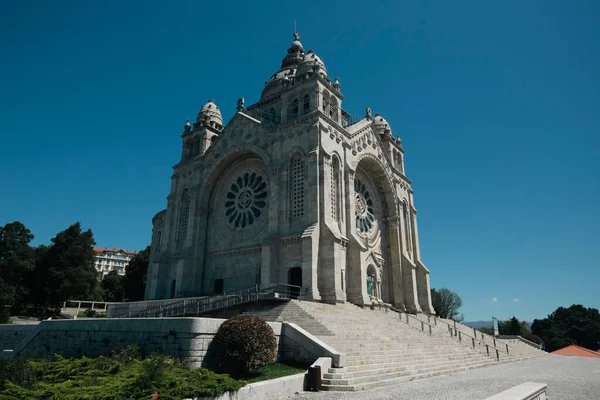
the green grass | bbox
[245,362,307,383]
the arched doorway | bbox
[214,279,224,294]
[347,158,399,306]
[288,267,302,299]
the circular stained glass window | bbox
[354,178,375,233]
[225,172,268,228]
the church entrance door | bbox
[214,279,224,294]
[288,267,302,299]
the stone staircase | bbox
[243,301,336,336]
[244,300,546,391]
[424,316,546,359]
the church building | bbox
[145,33,434,313]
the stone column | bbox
[300,150,321,301]
[402,261,422,313]
[385,216,405,310]
[265,163,281,285]
[416,264,435,314]
[411,207,434,313]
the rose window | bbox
[225,172,268,228]
[354,178,375,233]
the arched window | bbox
[192,137,200,157]
[176,189,190,249]
[402,202,412,254]
[331,157,341,223]
[291,98,299,119]
[302,94,310,114]
[329,97,339,121]
[183,140,192,161]
[322,91,330,113]
[291,154,305,219]
[155,231,162,251]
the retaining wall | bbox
[0,317,335,370]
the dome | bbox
[261,33,307,99]
[196,99,223,126]
[296,50,327,77]
[373,113,392,136]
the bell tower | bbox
[180,99,223,162]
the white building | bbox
[144,32,434,314]
[93,247,137,279]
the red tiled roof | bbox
[551,345,600,358]
[93,247,137,256]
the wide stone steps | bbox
[243,302,335,336]
[241,300,544,391]
[342,346,465,358]
[345,351,486,366]
[322,357,494,387]
[322,360,496,391]
[328,353,491,379]
[332,353,489,373]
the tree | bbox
[478,327,495,336]
[0,222,35,310]
[124,246,150,301]
[532,304,600,352]
[508,316,522,335]
[498,316,530,335]
[33,223,98,309]
[101,270,125,302]
[431,288,464,321]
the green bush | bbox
[0,352,245,399]
[212,315,277,377]
[0,308,10,324]
[0,356,35,391]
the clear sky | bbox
[1,1,598,321]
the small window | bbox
[303,94,310,113]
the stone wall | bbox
[0,324,36,353]
[0,318,333,369]
[1,318,281,368]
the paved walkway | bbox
[288,355,600,400]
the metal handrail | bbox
[390,308,508,361]
[139,285,259,318]
[117,282,302,319]
[429,316,518,354]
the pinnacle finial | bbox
[293,31,301,41]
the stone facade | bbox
[145,33,434,313]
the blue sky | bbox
[1,1,598,321]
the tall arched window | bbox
[290,98,299,119]
[302,94,310,114]
[155,231,162,251]
[192,137,200,157]
[402,202,412,254]
[329,97,338,121]
[291,154,305,219]
[176,189,190,249]
[331,157,341,224]
[322,91,330,114]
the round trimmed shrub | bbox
[212,315,277,376]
